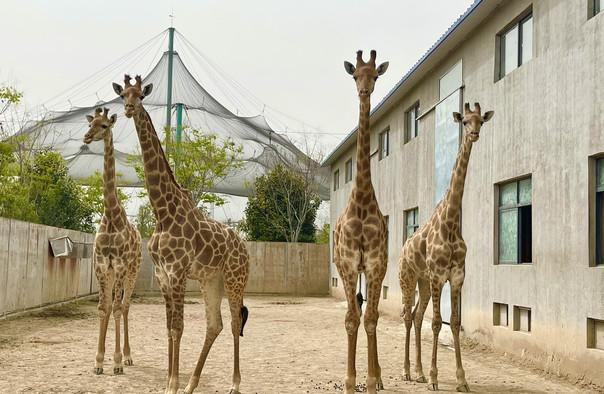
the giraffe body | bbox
[113,76,249,394]
[333,50,389,394]
[398,103,494,392]
[83,108,142,375]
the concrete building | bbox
[322,0,604,385]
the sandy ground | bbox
[0,295,602,394]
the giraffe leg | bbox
[184,274,224,394]
[167,277,186,394]
[112,272,126,375]
[94,261,114,375]
[399,260,417,382]
[226,285,246,394]
[428,278,446,391]
[451,276,469,392]
[154,265,174,393]
[364,272,383,394]
[122,264,138,367]
[413,278,431,383]
[342,273,361,394]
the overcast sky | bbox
[1,0,476,155]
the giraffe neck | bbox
[102,132,125,218]
[442,133,474,220]
[133,107,190,216]
[352,95,374,198]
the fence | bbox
[0,217,330,317]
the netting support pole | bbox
[175,103,183,169]
[165,26,175,159]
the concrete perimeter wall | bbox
[135,241,330,296]
[0,217,96,317]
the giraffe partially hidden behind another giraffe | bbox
[333,50,389,394]
[398,102,494,392]
[83,107,142,375]
[113,75,249,394]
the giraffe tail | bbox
[240,306,249,337]
[356,292,364,316]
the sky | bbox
[0,0,476,223]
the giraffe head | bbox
[83,107,117,144]
[344,50,389,99]
[112,75,153,118]
[453,102,494,143]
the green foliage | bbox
[315,222,330,244]
[134,202,156,238]
[78,171,130,224]
[0,142,37,222]
[242,164,321,243]
[0,84,22,115]
[26,150,95,232]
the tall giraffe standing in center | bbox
[83,107,142,376]
[113,75,250,394]
[398,102,494,392]
[333,50,389,394]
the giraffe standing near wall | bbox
[83,107,142,375]
[113,75,249,394]
[398,102,494,392]
[333,50,389,394]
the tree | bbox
[26,149,95,232]
[242,164,321,243]
[315,222,330,244]
[134,202,155,238]
[79,171,130,225]
[0,84,22,116]
[0,142,37,222]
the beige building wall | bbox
[325,0,604,385]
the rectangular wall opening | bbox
[493,302,509,326]
[514,306,531,332]
[587,318,604,350]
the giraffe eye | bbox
[102,125,108,129]
[140,96,145,100]
[374,77,378,81]
[463,121,467,126]
[120,95,124,99]
[480,122,484,126]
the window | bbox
[587,318,604,350]
[498,178,532,264]
[379,128,390,160]
[498,13,533,79]
[404,208,419,243]
[493,303,509,327]
[332,278,338,287]
[513,306,531,332]
[333,170,340,191]
[345,159,353,183]
[382,286,388,300]
[405,104,420,142]
[595,158,604,265]
[589,0,601,17]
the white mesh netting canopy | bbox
[15,28,329,199]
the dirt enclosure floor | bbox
[0,295,602,394]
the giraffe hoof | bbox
[376,381,384,390]
[113,366,124,375]
[428,382,439,391]
[124,357,133,366]
[456,383,470,392]
[403,373,412,381]
[228,390,241,394]
[416,376,427,383]
[93,367,103,375]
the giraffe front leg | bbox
[451,279,469,392]
[399,261,416,383]
[112,274,126,375]
[428,279,445,391]
[343,277,360,394]
[122,275,136,367]
[94,262,114,375]
[413,278,431,383]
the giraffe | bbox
[83,107,142,375]
[333,50,389,394]
[113,75,250,394]
[398,102,494,392]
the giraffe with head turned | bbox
[398,102,494,392]
[83,107,142,375]
[113,75,249,394]
[333,50,389,394]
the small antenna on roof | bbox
[169,8,175,27]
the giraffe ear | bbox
[143,84,153,97]
[376,62,389,76]
[453,112,463,123]
[109,114,117,124]
[483,110,494,122]
[113,83,123,96]
[344,61,355,75]
[85,115,94,123]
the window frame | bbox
[589,0,601,18]
[497,10,533,80]
[379,127,390,160]
[333,169,340,191]
[404,208,419,243]
[497,177,532,265]
[592,157,604,266]
[405,103,420,143]
[344,158,353,183]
